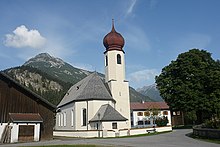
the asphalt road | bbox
[1,129,219,147]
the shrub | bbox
[155,116,168,127]
[203,119,220,129]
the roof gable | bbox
[90,104,127,122]
[58,72,114,107]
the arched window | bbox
[82,109,86,126]
[105,56,108,66]
[117,54,121,64]
[71,110,74,127]
[63,112,66,127]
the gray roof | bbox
[90,104,127,122]
[58,72,115,107]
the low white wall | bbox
[54,126,172,138]
[54,130,100,138]
[0,123,8,141]
[156,126,172,132]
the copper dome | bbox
[103,20,125,51]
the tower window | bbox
[105,56,108,66]
[82,108,86,126]
[117,54,121,64]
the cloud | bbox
[128,69,160,88]
[126,0,137,15]
[4,25,46,49]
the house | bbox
[54,21,131,137]
[0,72,56,143]
[130,102,172,128]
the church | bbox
[54,21,131,136]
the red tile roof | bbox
[9,113,43,123]
[130,102,169,110]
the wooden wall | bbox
[0,74,55,140]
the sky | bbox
[0,0,220,89]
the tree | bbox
[155,49,220,124]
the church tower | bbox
[103,20,131,128]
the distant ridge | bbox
[4,53,153,105]
[137,83,164,102]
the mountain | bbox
[137,84,164,102]
[4,53,152,105]
[23,53,90,85]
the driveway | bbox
[1,129,219,147]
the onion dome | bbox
[103,19,125,51]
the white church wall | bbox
[55,102,75,130]
[105,50,131,129]
[87,100,114,121]
[75,101,87,130]
[110,80,131,129]
[105,51,126,82]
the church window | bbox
[63,112,66,127]
[71,110,74,127]
[60,113,63,126]
[117,54,121,64]
[58,114,61,126]
[82,108,87,126]
[112,122,117,129]
[105,56,108,66]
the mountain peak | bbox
[24,53,65,68]
[137,83,164,102]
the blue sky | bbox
[0,0,220,89]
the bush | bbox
[203,119,220,129]
[155,116,168,127]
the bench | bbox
[146,128,156,134]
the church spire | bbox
[111,19,116,32]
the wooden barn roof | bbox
[9,113,43,123]
[0,72,57,111]
[130,102,169,110]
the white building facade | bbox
[130,102,172,128]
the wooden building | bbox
[0,72,56,143]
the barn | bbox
[0,72,56,143]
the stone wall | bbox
[193,126,220,139]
